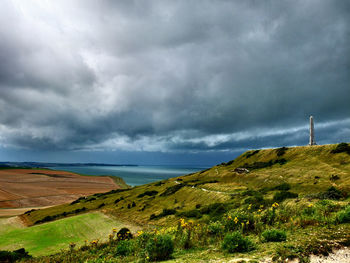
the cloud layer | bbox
[0,0,349,157]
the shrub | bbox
[115,240,134,256]
[224,212,255,232]
[330,174,340,181]
[117,228,133,241]
[262,229,287,242]
[318,186,343,200]
[0,248,31,262]
[302,206,316,216]
[331,142,350,155]
[273,183,291,191]
[200,202,227,219]
[207,221,224,237]
[154,181,165,186]
[137,232,154,249]
[337,206,350,223]
[150,214,157,220]
[137,190,158,198]
[179,209,202,219]
[242,158,287,170]
[150,208,177,220]
[222,232,255,253]
[160,184,185,196]
[276,147,288,157]
[273,191,298,202]
[146,234,174,261]
[114,197,123,204]
[244,192,267,209]
[246,150,260,158]
[316,200,340,221]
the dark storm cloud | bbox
[0,0,349,154]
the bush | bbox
[117,228,133,241]
[331,142,350,155]
[160,184,185,196]
[262,229,287,242]
[273,191,298,202]
[0,248,31,262]
[179,209,202,219]
[137,190,158,198]
[224,212,255,232]
[200,202,227,219]
[146,234,174,261]
[273,183,291,191]
[318,186,343,200]
[150,208,177,220]
[302,206,316,216]
[276,147,288,157]
[222,232,255,253]
[337,206,350,223]
[242,158,287,170]
[115,240,134,256]
[207,221,224,237]
[246,150,260,158]
[244,192,267,209]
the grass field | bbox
[2,143,349,262]
[0,212,138,256]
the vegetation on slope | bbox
[1,143,349,262]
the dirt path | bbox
[174,180,228,195]
[310,248,350,263]
[0,206,53,217]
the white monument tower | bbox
[309,116,316,146]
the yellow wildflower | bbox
[234,217,239,224]
[272,202,279,208]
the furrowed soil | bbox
[0,169,120,217]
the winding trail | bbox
[174,180,229,195]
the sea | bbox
[48,165,208,186]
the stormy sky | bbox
[0,0,349,165]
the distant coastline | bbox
[0,162,138,169]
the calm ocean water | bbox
[49,165,207,186]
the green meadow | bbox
[0,212,136,256]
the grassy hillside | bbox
[22,143,350,228]
[2,143,349,262]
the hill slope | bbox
[1,143,349,262]
[22,143,350,227]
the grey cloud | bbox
[0,0,349,155]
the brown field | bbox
[0,169,120,216]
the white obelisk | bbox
[309,116,316,146]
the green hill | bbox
[1,143,350,262]
[22,143,350,227]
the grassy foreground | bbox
[0,212,138,256]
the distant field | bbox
[0,212,138,256]
[0,169,121,216]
